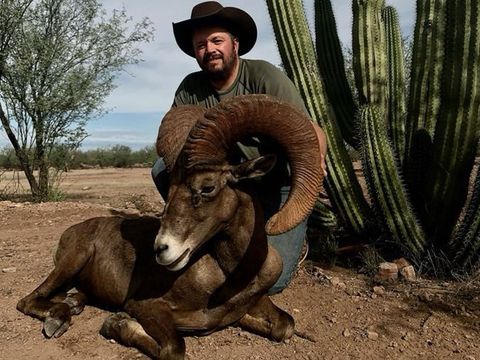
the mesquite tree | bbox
[0,0,154,200]
[266,0,480,273]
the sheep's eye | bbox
[202,186,215,194]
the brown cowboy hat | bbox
[173,1,257,57]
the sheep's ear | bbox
[232,154,277,180]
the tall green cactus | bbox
[266,0,480,272]
[266,0,373,234]
[405,0,446,162]
[352,0,388,117]
[315,0,358,148]
[424,0,480,244]
[383,6,407,164]
[450,167,480,269]
[361,106,425,255]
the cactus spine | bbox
[424,0,480,244]
[266,0,372,234]
[383,6,407,164]
[361,106,425,255]
[315,0,358,148]
[352,0,389,117]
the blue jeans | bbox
[152,158,307,295]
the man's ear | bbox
[232,154,277,181]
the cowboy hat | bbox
[173,1,257,57]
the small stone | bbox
[2,267,17,273]
[343,329,351,337]
[375,262,398,282]
[367,331,379,340]
[399,265,416,281]
[373,286,385,295]
[82,186,91,190]
[393,258,411,269]
[109,339,116,344]
[330,277,341,286]
[465,356,476,360]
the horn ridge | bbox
[184,94,324,235]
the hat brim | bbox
[173,7,257,57]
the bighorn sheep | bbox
[17,94,324,360]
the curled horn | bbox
[183,94,324,235]
[156,105,206,171]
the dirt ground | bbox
[0,168,479,360]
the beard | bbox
[198,47,238,83]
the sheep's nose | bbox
[155,244,168,255]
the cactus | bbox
[308,201,338,229]
[450,167,480,269]
[315,0,358,148]
[352,0,389,117]
[360,106,425,255]
[423,0,480,244]
[266,0,373,234]
[266,0,480,273]
[383,6,407,164]
[404,0,446,162]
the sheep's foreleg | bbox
[16,245,93,338]
[236,295,295,342]
[100,300,185,360]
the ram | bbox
[17,94,324,360]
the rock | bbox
[374,262,398,282]
[399,265,416,281]
[373,286,385,295]
[82,186,91,190]
[393,258,411,269]
[2,267,17,273]
[342,329,351,337]
[367,331,379,340]
[465,356,476,360]
[330,277,341,286]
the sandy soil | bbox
[0,168,479,360]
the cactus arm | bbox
[450,167,480,269]
[361,106,425,256]
[315,0,358,148]
[383,6,407,164]
[405,0,446,162]
[266,0,373,234]
[352,0,389,117]
[424,0,480,244]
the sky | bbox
[0,0,416,150]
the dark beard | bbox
[201,49,238,83]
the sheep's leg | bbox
[17,245,93,338]
[100,300,185,360]
[236,295,295,342]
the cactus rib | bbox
[361,106,425,255]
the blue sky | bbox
[0,0,416,150]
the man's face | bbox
[192,26,239,80]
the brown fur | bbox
[18,95,324,359]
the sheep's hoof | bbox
[43,303,71,338]
[99,312,134,340]
[62,294,85,316]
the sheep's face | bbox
[154,155,276,271]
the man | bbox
[153,1,327,294]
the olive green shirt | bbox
[172,58,309,186]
